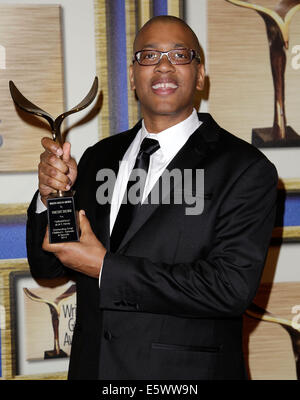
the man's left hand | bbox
[42,210,106,279]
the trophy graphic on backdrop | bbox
[9,77,98,243]
[226,0,300,147]
[246,302,300,379]
[24,284,76,359]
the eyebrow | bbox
[141,43,188,49]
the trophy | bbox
[9,77,98,243]
[226,0,300,147]
[23,284,76,359]
[246,302,300,379]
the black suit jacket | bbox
[26,113,278,380]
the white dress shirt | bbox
[36,108,201,285]
[109,108,201,233]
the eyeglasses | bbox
[133,48,201,66]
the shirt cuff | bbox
[36,192,47,213]
[99,255,107,287]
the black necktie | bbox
[110,138,160,252]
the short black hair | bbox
[133,15,201,54]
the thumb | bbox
[79,210,92,237]
[62,142,71,163]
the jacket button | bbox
[104,330,112,341]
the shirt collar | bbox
[140,109,201,161]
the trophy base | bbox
[44,349,68,359]
[47,191,79,243]
[252,126,300,148]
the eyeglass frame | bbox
[132,48,201,66]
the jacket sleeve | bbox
[99,157,278,318]
[26,191,67,279]
[26,146,92,280]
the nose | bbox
[154,54,175,72]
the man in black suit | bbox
[27,16,278,379]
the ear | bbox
[196,63,205,91]
[129,64,136,91]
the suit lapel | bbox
[116,113,222,252]
[95,121,142,249]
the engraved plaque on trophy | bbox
[226,0,300,147]
[9,77,98,243]
[23,284,76,359]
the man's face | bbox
[130,20,205,123]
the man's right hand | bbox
[38,137,78,206]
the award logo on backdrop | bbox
[226,0,300,147]
[208,0,300,379]
[23,284,76,360]
[242,282,300,379]
[7,269,76,377]
[246,301,300,379]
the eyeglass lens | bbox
[137,49,193,65]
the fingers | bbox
[41,137,63,157]
[39,164,72,192]
[40,137,70,173]
[40,153,70,174]
[39,154,71,194]
[39,138,75,197]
